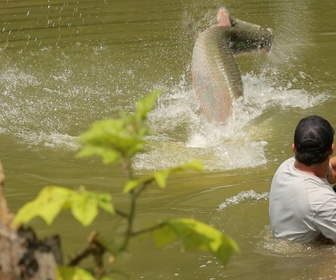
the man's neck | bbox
[294,159,330,178]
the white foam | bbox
[217,190,269,211]
[0,58,330,168]
[242,71,328,110]
[15,130,79,151]
[134,70,329,171]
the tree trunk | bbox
[0,162,62,280]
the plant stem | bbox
[120,189,137,251]
[121,155,133,180]
[115,209,128,219]
[118,156,151,251]
[132,222,166,237]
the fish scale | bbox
[192,26,243,123]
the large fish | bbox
[191,7,273,123]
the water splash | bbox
[0,52,329,170]
[256,225,336,258]
[217,190,269,211]
[133,69,329,171]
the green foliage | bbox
[123,161,204,193]
[56,266,96,280]
[13,186,114,227]
[14,91,239,279]
[77,90,162,164]
[152,218,239,265]
[57,266,113,280]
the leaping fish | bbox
[191,7,273,123]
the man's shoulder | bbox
[280,157,295,167]
[272,157,295,180]
[275,157,295,172]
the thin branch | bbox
[115,209,128,219]
[120,155,133,180]
[117,156,157,251]
[131,222,167,237]
[134,181,151,199]
[68,231,106,278]
[119,190,137,251]
[67,247,91,266]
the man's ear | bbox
[291,144,296,153]
[330,143,334,155]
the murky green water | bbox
[1,0,336,279]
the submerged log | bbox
[0,162,62,280]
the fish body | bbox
[191,7,273,123]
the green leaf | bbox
[153,161,204,189]
[13,186,72,226]
[99,277,113,280]
[135,90,162,121]
[77,118,145,163]
[77,90,162,164]
[123,179,142,194]
[69,188,115,226]
[177,160,204,172]
[71,192,98,226]
[152,218,239,266]
[153,170,170,188]
[97,193,115,215]
[56,266,95,280]
[151,222,177,248]
[12,186,115,227]
[123,160,204,193]
[77,146,120,165]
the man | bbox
[269,115,336,243]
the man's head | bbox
[293,115,335,166]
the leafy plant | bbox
[13,90,239,279]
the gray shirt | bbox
[269,157,336,243]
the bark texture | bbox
[0,162,62,280]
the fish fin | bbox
[216,7,231,27]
